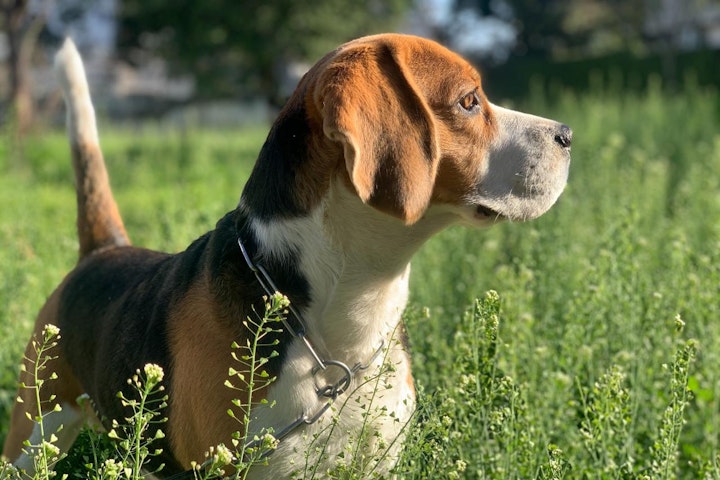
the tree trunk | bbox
[2,0,44,136]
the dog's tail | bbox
[55,38,130,258]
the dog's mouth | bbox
[475,204,505,220]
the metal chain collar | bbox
[236,237,385,453]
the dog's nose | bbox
[554,124,573,148]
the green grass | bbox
[1,80,720,478]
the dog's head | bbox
[306,34,571,225]
[244,34,570,227]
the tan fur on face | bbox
[278,34,509,225]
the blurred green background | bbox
[2,0,719,131]
[2,1,720,478]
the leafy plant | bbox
[649,339,698,479]
[222,292,287,478]
[103,363,168,480]
[17,324,67,480]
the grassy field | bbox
[1,79,719,478]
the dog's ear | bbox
[317,42,439,225]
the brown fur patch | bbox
[166,280,269,467]
[313,39,439,224]
[286,34,501,224]
[431,97,498,205]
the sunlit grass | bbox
[1,82,719,478]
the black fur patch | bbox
[240,99,312,220]
[59,248,182,471]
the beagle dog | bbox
[3,34,571,478]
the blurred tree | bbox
[118,0,411,106]
[504,0,570,57]
[449,0,648,60]
[440,0,515,64]
[558,0,646,58]
[1,0,46,135]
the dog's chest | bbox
[241,209,419,477]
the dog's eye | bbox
[459,92,481,113]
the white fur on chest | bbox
[240,241,412,472]
[244,226,415,476]
[247,332,415,479]
[245,269,415,479]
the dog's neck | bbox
[239,179,456,363]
